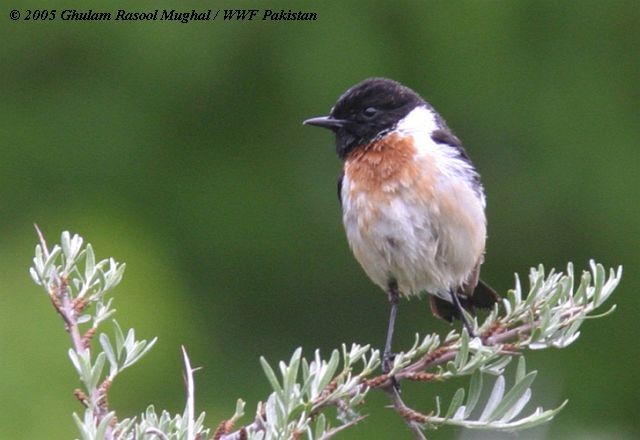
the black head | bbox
[304,78,425,159]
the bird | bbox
[303,78,500,372]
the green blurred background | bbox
[2,0,638,438]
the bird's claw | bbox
[382,351,395,374]
[382,352,401,392]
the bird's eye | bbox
[362,107,377,118]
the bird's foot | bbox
[382,351,395,374]
[460,314,477,339]
[382,351,401,392]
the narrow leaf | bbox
[85,244,95,282]
[260,357,283,394]
[486,371,537,422]
[500,388,532,422]
[515,357,526,383]
[445,388,465,419]
[465,371,483,418]
[479,376,505,421]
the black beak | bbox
[303,115,348,130]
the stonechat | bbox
[304,78,499,371]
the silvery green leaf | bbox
[302,358,310,381]
[364,349,380,373]
[431,399,567,431]
[546,284,564,307]
[574,272,590,304]
[465,370,483,418]
[603,266,622,304]
[43,246,62,277]
[455,329,470,370]
[90,352,107,390]
[68,348,82,375]
[123,337,157,369]
[350,343,370,364]
[77,314,92,324]
[341,343,351,367]
[529,326,542,344]
[114,417,135,439]
[553,330,581,349]
[260,357,283,394]
[482,355,511,375]
[123,328,135,353]
[70,233,83,258]
[478,375,505,422]
[74,349,93,385]
[283,348,302,398]
[72,412,91,440]
[513,276,522,303]
[584,304,617,320]
[314,413,327,438]
[538,305,551,336]
[502,400,568,431]
[96,411,116,438]
[234,398,246,419]
[84,244,95,282]
[92,269,108,299]
[61,231,71,259]
[515,357,526,383]
[348,390,367,407]
[444,388,465,419]
[485,371,536,422]
[94,301,116,325]
[504,291,515,315]
[593,264,619,308]
[591,261,605,306]
[29,267,42,285]
[33,244,44,268]
[524,270,543,308]
[113,320,126,355]
[103,259,125,292]
[500,388,531,422]
[61,232,84,272]
[444,329,458,343]
[453,405,467,421]
[319,350,340,391]
[100,334,117,369]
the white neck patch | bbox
[395,105,484,206]
[395,105,441,136]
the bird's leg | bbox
[449,289,476,338]
[382,280,400,375]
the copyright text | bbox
[9,8,318,23]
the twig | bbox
[317,415,368,440]
[385,386,428,440]
[182,346,196,440]
[31,231,620,440]
[35,227,115,439]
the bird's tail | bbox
[470,279,501,308]
[429,279,500,323]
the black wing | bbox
[431,128,470,161]
[431,128,483,196]
[337,170,344,207]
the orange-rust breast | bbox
[344,133,434,200]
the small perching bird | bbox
[304,78,500,371]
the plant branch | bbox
[385,386,428,440]
[30,230,622,440]
[215,261,621,439]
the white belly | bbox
[341,173,486,300]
